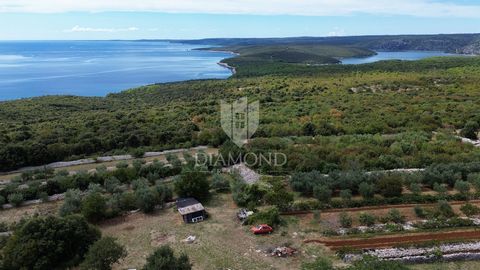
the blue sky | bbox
[1,0,480,40]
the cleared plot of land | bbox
[99,194,330,270]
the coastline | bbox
[217,61,237,75]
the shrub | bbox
[104,177,122,194]
[301,257,334,270]
[2,215,100,270]
[358,182,375,199]
[313,185,332,203]
[245,207,282,227]
[435,200,456,218]
[7,193,24,207]
[211,173,230,192]
[358,212,376,226]
[339,212,352,228]
[79,237,127,270]
[38,191,49,202]
[347,255,410,270]
[414,206,426,218]
[0,195,5,206]
[386,209,405,224]
[119,191,137,211]
[174,168,211,202]
[340,189,352,201]
[409,183,422,195]
[81,192,107,223]
[143,245,191,270]
[376,175,403,198]
[135,187,158,213]
[454,180,471,196]
[460,203,480,217]
[59,189,83,216]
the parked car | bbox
[237,208,254,221]
[250,224,273,235]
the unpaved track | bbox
[306,229,480,250]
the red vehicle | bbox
[250,224,273,235]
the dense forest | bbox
[1,45,480,172]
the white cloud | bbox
[1,0,480,18]
[64,25,139,32]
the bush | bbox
[414,206,426,218]
[435,200,456,218]
[358,212,376,226]
[409,183,422,195]
[79,237,127,270]
[460,203,480,217]
[301,257,334,270]
[386,209,405,224]
[174,168,211,202]
[339,212,352,228]
[454,180,471,196]
[81,192,107,223]
[346,255,410,270]
[245,207,282,227]
[376,175,403,198]
[135,187,158,213]
[313,185,332,203]
[104,177,122,194]
[7,193,24,207]
[0,195,5,206]
[38,191,49,202]
[2,215,100,270]
[340,189,352,201]
[142,245,191,270]
[211,173,230,192]
[358,182,375,199]
[59,189,83,216]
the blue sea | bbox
[0,41,233,101]
[340,51,457,65]
[0,41,460,101]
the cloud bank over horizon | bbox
[2,0,480,18]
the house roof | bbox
[176,198,205,215]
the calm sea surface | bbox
[0,42,461,101]
[0,41,233,101]
[341,51,458,64]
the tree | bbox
[358,182,375,199]
[81,192,107,222]
[80,237,127,270]
[433,182,448,197]
[135,187,158,213]
[313,185,332,203]
[264,188,294,211]
[376,175,403,198]
[142,245,191,270]
[60,189,83,216]
[461,120,479,140]
[409,182,422,195]
[174,168,211,202]
[339,212,352,228]
[340,189,352,202]
[454,180,470,196]
[104,176,122,194]
[359,212,376,226]
[2,215,100,270]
